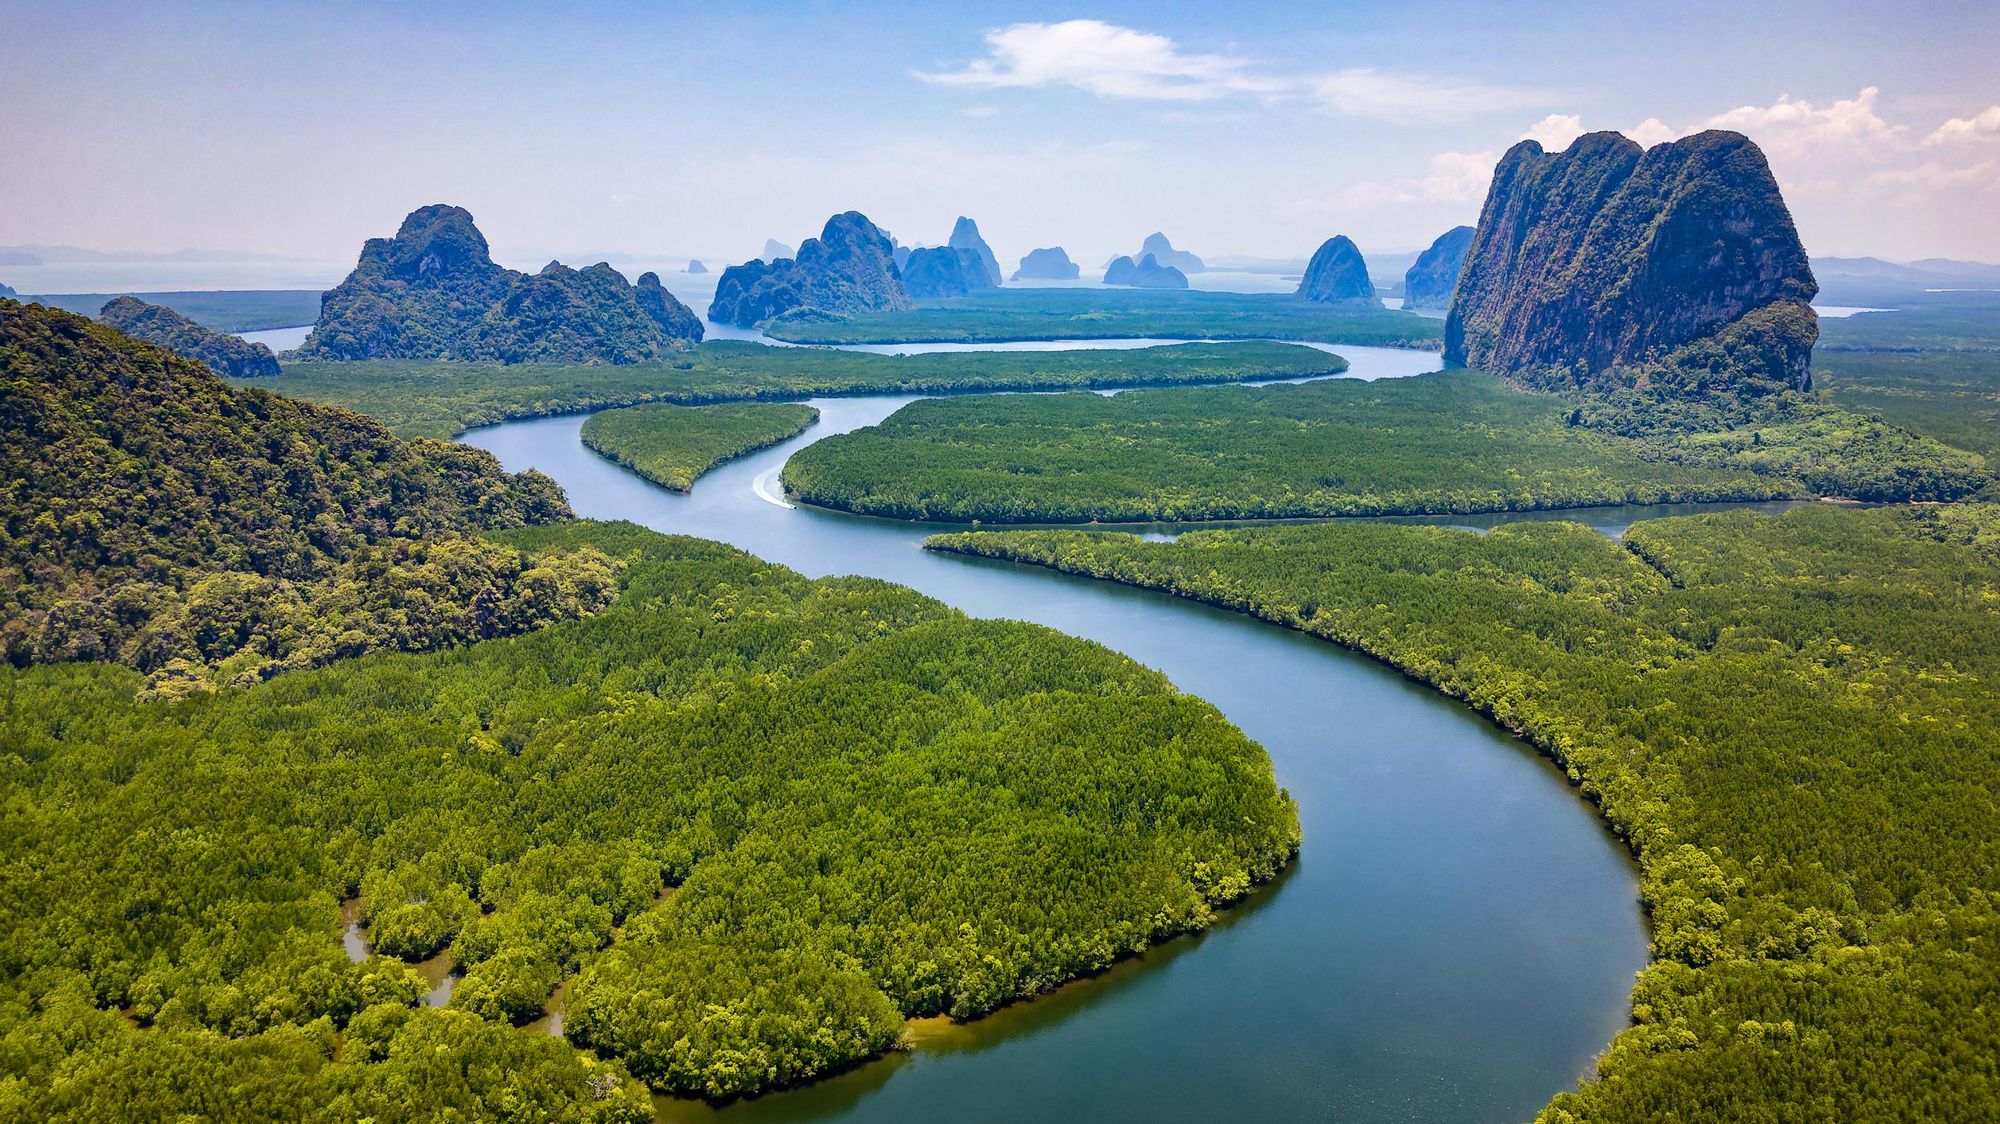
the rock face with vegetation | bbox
[96,294,281,377]
[1402,225,1474,310]
[1445,131,1818,403]
[1012,246,1079,280]
[1104,253,1189,289]
[948,216,1003,286]
[1139,232,1204,273]
[0,300,577,691]
[901,246,997,298]
[1295,236,1381,306]
[294,205,701,363]
[708,211,912,327]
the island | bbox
[708,211,910,328]
[1295,235,1382,306]
[580,401,819,490]
[1401,225,1473,310]
[1011,246,1080,281]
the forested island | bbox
[926,505,2000,1122]
[266,340,1347,439]
[581,401,819,491]
[0,299,1301,1115]
[781,367,1982,522]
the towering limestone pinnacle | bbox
[686,259,708,274]
[901,246,997,298]
[948,216,1003,286]
[294,204,700,363]
[1139,232,1204,273]
[708,211,911,327]
[1402,226,1475,311]
[634,272,706,343]
[1295,236,1382,306]
[1012,246,1079,281]
[96,294,281,377]
[1446,130,1818,398]
[761,238,794,262]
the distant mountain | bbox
[948,217,1003,287]
[294,205,702,363]
[1105,253,1189,289]
[761,239,795,263]
[1402,227,1475,311]
[97,295,281,377]
[1012,247,1079,281]
[1810,255,2000,302]
[902,246,997,298]
[1295,236,1381,306]
[709,212,911,327]
[687,259,708,274]
[1448,130,1816,400]
[0,281,14,298]
[1138,233,1204,273]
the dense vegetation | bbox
[294,205,702,363]
[929,505,2000,1122]
[782,369,1980,523]
[1818,290,2000,354]
[0,521,1299,1114]
[96,295,280,378]
[267,339,1345,438]
[1818,351,2000,463]
[581,402,819,491]
[0,300,574,692]
[23,289,321,332]
[759,288,1445,347]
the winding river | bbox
[464,342,1655,1123]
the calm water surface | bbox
[465,342,1656,1123]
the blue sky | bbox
[4,0,1997,275]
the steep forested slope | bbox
[0,299,578,689]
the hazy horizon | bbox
[4,1,1997,283]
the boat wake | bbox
[752,466,795,509]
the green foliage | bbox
[758,288,1445,347]
[0,300,574,685]
[931,505,2000,1122]
[96,295,280,378]
[22,289,321,333]
[782,369,1799,522]
[581,402,818,491]
[267,339,1346,439]
[0,522,1299,1109]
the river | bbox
[464,342,1653,1123]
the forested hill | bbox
[0,299,579,689]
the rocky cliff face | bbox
[1295,236,1381,306]
[902,246,997,298]
[1012,247,1079,281]
[1104,253,1189,289]
[1139,233,1204,273]
[1402,226,1474,311]
[97,295,281,377]
[708,212,912,328]
[1445,131,1818,397]
[949,217,1003,286]
[294,205,700,363]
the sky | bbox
[3,0,1997,285]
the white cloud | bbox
[1520,113,1585,150]
[962,105,1000,119]
[1285,149,1499,219]
[1628,117,1682,147]
[1311,69,1550,121]
[917,19,1283,102]
[1701,87,1904,161]
[1926,105,2000,146]
[920,20,1544,120]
